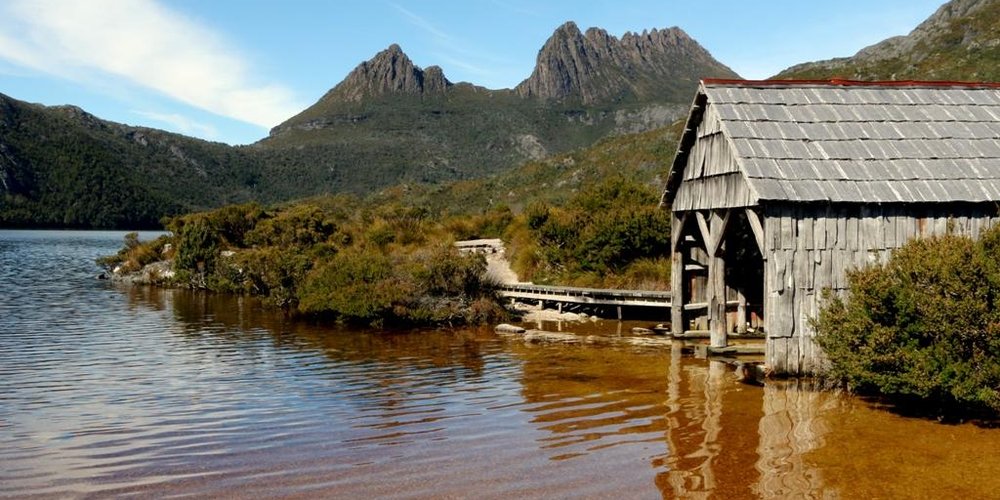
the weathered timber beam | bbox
[695,211,711,251]
[671,212,689,249]
[708,209,730,257]
[745,207,765,255]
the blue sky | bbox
[0,0,946,145]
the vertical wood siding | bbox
[762,203,1000,374]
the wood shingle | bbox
[663,80,1000,207]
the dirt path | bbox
[456,239,520,285]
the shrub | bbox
[510,176,671,286]
[214,248,312,308]
[246,204,334,248]
[173,216,219,283]
[815,227,1000,413]
[97,232,171,273]
[298,250,410,322]
[211,202,265,247]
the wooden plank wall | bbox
[674,102,757,212]
[673,173,756,211]
[763,203,1000,375]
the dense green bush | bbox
[299,250,405,321]
[171,216,220,285]
[815,227,1000,413]
[509,176,671,288]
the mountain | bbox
[1,21,737,228]
[516,22,735,103]
[321,44,451,102]
[777,0,1000,81]
[257,21,737,197]
[0,93,261,228]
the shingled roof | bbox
[662,79,1000,206]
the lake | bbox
[3,229,1000,498]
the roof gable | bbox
[662,80,1000,207]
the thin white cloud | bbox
[132,110,218,139]
[390,3,453,42]
[389,3,516,87]
[434,54,493,79]
[0,0,301,129]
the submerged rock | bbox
[108,260,175,285]
[495,323,527,334]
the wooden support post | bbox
[617,306,622,321]
[709,210,728,348]
[558,302,562,314]
[671,212,686,334]
[737,288,747,334]
[745,207,765,256]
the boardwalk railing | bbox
[496,283,672,308]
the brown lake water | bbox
[3,229,1000,498]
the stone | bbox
[494,323,526,334]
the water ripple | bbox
[7,229,942,499]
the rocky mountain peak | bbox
[325,44,452,102]
[515,21,738,103]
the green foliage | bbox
[96,232,171,273]
[370,122,683,217]
[509,176,671,288]
[815,226,1000,413]
[0,94,263,229]
[219,248,312,308]
[120,196,505,326]
[299,250,405,321]
[211,202,266,247]
[412,247,488,297]
[246,203,334,248]
[172,216,220,280]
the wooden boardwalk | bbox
[495,283,744,316]
[496,283,672,309]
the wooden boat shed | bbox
[661,79,1000,375]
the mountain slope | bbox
[367,121,684,218]
[777,0,1000,81]
[0,94,261,228]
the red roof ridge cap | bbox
[701,78,1000,89]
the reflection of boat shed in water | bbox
[661,79,1000,375]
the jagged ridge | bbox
[323,44,452,103]
[515,21,738,103]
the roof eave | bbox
[659,83,708,209]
